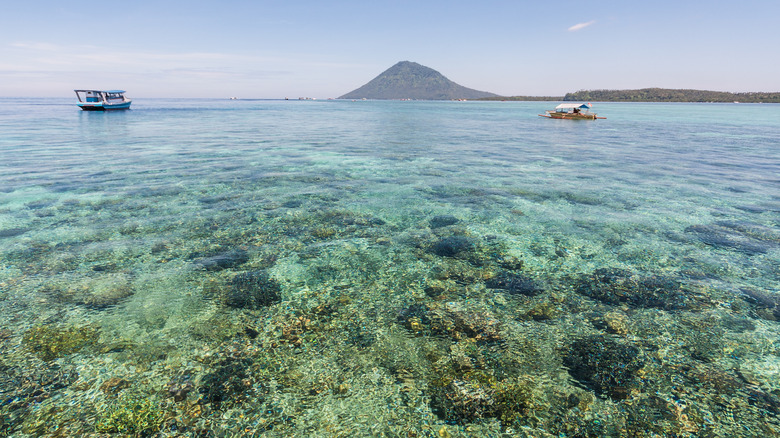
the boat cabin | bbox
[539,102,605,120]
[552,103,593,115]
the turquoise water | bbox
[1,98,779,436]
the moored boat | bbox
[74,90,131,111]
[539,103,605,120]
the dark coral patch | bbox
[685,222,778,256]
[199,356,255,406]
[195,249,249,271]
[224,271,282,309]
[485,272,545,297]
[0,227,29,238]
[429,215,460,229]
[429,236,475,258]
[564,335,641,400]
[574,268,692,310]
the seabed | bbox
[0,100,779,437]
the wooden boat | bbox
[539,103,605,120]
[74,90,131,111]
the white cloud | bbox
[568,20,596,32]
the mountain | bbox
[339,61,497,100]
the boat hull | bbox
[540,112,602,120]
[77,101,132,111]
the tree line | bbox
[564,88,780,103]
[477,88,780,103]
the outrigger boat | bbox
[539,103,605,120]
[74,90,131,111]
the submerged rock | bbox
[739,287,780,309]
[99,377,130,395]
[684,363,780,415]
[574,268,693,310]
[22,324,100,362]
[45,274,135,309]
[563,335,641,400]
[429,215,460,229]
[428,370,534,426]
[166,377,194,402]
[685,222,778,256]
[429,236,475,258]
[199,356,255,406]
[398,302,502,342]
[224,270,281,309]
[485,272,545,297]
[195,249,249,271]
[738,287,780,321]
[0,227,29,238]
[431,378,496,424]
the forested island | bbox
[340,62,779,102]
[479,88,780,103]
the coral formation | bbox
[22,324,100,362]
[563,335,642,400]
[224,270,282,309]
[574,268,701,310]
[485,271,545,297]
[194,248,249,271]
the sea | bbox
[1,98,779,437]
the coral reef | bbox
[563,335,642,400]
[574,268,707,310]
[224,270,282,309]
[429,236,476,258]
[429,215,460,229]
[194,248,250,271]
[485,271,545,297]
[398,302,503,342]
[199,355,256,406]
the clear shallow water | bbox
[1,98,779,436]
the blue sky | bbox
[1,0,777,98]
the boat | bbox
[539,103,605,120]
[74,90,131,111]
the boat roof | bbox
[555,103,592,109]
[74,89,126,93]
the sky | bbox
[1,0,778,98]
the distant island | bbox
[479,88,780,103]
[339,61,779,103]
[339,61,497,100]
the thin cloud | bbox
[568,20,596,32]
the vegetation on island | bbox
[478,88,780,103]
[564,88,780,103]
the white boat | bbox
[539,103,605,120]
[74,90,131,111]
